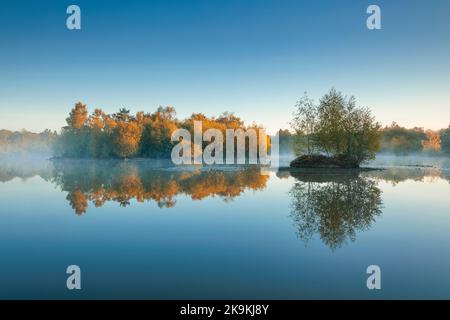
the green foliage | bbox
[291,89,381,165]
[0,129,56,154]
[289,172,382,250]
[290,94,318,155]
[379,123,427,154]
[54,127,90,158]
[440,125,450,154]
[278,129,295,155]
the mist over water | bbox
[368,153,450,169]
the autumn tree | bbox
[66,102,88,129]
[87,108,112,158]
[216,111,244,130]
[89,108,105,130]
[379,123,427,154]
[140,106,178,158]
[421,130,441,153]
[55,102,91,157]
[113,121,142,158]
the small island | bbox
[290,154,359,168]
[289,89,381,169]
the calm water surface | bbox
[1,155,450,299]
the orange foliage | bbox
[61,166,269,214]
[66,102,88,129]
[421,130,441,152]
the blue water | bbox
[0,155,450,299]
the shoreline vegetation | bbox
[53,104,270,160]
[1,89,450,169]
[2,125,449,158]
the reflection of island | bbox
[284,170,383,250]
[50,160,269,214]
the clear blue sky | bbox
[1,0,449,134]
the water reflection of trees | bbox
[285,170,383,250]
[50,160,269,215]
[0,157,53,182]
[3,157,450,228]
[362,167,444,185]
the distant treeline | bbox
[379,122,443,154]
[0,129,56,154]
[53,102,267,159]
[278,122,450,155]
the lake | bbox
[1,155,450,299]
